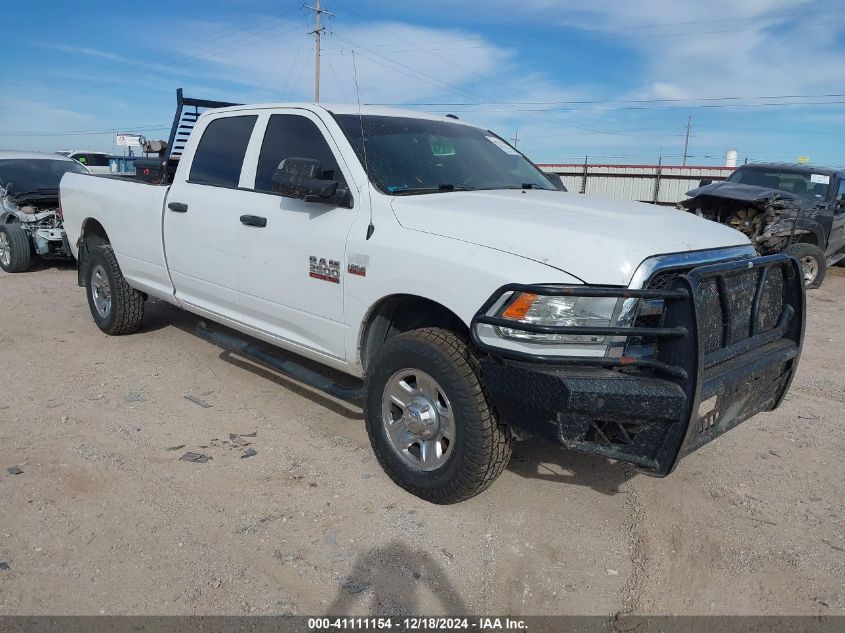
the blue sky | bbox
[2,0,845,166]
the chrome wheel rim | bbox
[382,368,455,472]
[90,264,112,318]
[800,256,818,284]
[0,232,10,267]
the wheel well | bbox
[795,230,819,246]
[360,295,468,370]
[81,218,110,246]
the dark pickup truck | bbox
[681,163,845,288]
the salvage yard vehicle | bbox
[682,163,845,288]
[59,90,806,503]
[56,150,113,175]
[0,151,86,272]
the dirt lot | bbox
[0,263,842,616]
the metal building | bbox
[539,163,736,205]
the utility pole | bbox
[682,114,692,166]
[510,129,520,149]
[304,0,334,102]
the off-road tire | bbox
[784,242,826,289]
[84,244,145,334]
[0,224,33,273]
[364,327,512,504]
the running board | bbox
[195,322,363,403]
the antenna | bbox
[352,50,375,240]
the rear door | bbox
[827,177,845,257]
[235,110,359,360]
[164,113,257,322]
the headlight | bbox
[494,292,620,345]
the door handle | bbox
[168,202,188,213]
[240,215,267,228]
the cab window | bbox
[254,114,345,193]
[189,115,257,188]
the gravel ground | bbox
[0,263,842,615]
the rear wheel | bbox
[364,327,512,504]
[84,244,145,334]
[0,224,33,273]
[784,242,826,289]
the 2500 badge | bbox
[309,256,341,284]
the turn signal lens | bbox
[501,292,540,320]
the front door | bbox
[827,178,845,258]
[236,110,359,360]
[164,114,257,322]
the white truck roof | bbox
[205,103,469,125]
[0,150,81,162]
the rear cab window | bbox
[189,115,258,188]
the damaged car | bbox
[681,163,845,288]
[0,151,87,273]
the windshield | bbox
[0,159,88,197]
[726,166,831,202]
[333,114,555,194]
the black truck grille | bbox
[695,265,786,356]
[632,258,790,367]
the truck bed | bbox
[60,172,175,301]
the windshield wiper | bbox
[10,188,58,198]
[391,183,477,195]
[392,184,477,194]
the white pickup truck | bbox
[60,92,806,503]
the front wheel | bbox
[0,224,33,273]
[84,244,145,334]
[784,242,827,289]
[364,328,512,504]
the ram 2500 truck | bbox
[59,93,805,504]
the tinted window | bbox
[0,159,88,196]
[84,154,111,167]
[190,115,257,187]
[726,167,830,202]
[255,115,345,193]
[837,179,845,201]
[333,114,554,194]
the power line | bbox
[365,92,845,107]
[0,124,171,137]
[24,8,306,104]
[329,31,637,137]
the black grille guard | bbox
[471,253,806,475]
[472,284,691,379]
[471,253,803,379]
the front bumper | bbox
[471,254,805,475]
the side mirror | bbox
[544,172,567,191]
[271,157,351,207]
[698,178,713,187]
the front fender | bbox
[765,216,825,246]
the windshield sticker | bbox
[810,174,830,185]
[429,136,456,156]
[485,135,521,155]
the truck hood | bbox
[682,181,804,208]
[391,189,749,286]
